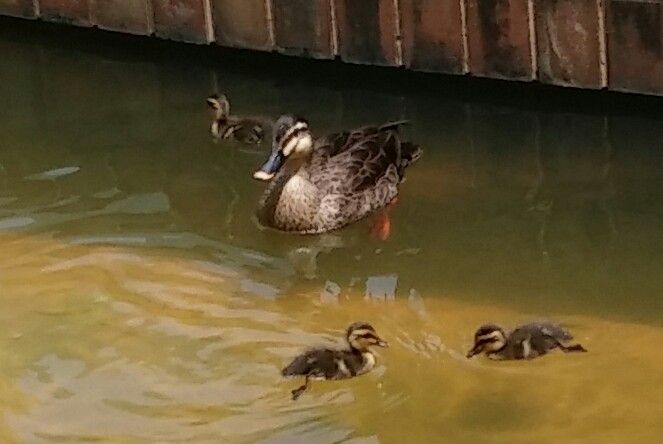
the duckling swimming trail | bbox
[1,24,662,444]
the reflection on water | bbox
[1,22,662,443]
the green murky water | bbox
[1,22,662,443]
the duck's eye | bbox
[276,125,289,140]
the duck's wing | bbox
[511,323,572,355]
[310,127,411,195]
[520,322,573,341]
[316,120,410,158]
[281,348,339,379]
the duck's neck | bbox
[211,118,228,137]
[486,343,507,357]
[350,347,376,374]
[283,155,310,176]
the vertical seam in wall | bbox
[527,0,538,80]
[87,0,94,23]
[202,0,215,42]
[597,0,608,88]
[329,0,339,56]
[265,0,275,48]
[145,0,154,34]
[392,0,403,66]
[460,0,470,74]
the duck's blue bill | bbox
[254,151,285,180]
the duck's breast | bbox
[273,174,320,231]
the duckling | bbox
[282,322,388,400]
[206,94,271,144]
[466,322,587,360]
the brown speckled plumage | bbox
[256,120,421,233]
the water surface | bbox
[1,23,662,443]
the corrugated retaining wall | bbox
[1,0,662,96]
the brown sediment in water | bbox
[1,234,661,443]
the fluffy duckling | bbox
[466,322,587,360]
[282,322,388,400]
[206,94,271,144]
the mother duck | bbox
[253,115,421,234]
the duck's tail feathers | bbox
[281,356,308,377]
[397,143,422,180]
[379,120,410,132]
[400,143,422,166]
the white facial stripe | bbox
[294,134,313,154]
[351,329,376,337]
[282,136,299,157]
[281,123,301,143]
[280,121,309,155]
[477,331,502,342]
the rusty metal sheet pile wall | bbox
[335,0,400,66]
[93,0,152,35]
[466,0,533,80]
[272,0,333,58]
[40,0,91,26]
[0,0,37,18]
[211,0,271,50]
[153,0,211,43]
[2,0,663,96]
[535,0,604,88]
[400,0,465,74]
[608,0,663,95]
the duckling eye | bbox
[356,333,379,342]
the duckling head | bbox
[466,324,507,358]
[206,93,230,120]
[253,115,313,181]
[346,321,388,351]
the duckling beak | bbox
[206,98,219,109]
[377,339,389,348]
[466,345,481,359]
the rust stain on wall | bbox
[400,0,464,74]
[536,0,601,88]
[335,0,399,66]
[608,0,663,95]
[40,0,91,26]
[94,0,151,35]
[0,0,37,18]
[466,0,532,79]
[211,0,272,50]
[272,0,332,58]
[153,0,209,43]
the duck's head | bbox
[206,93,230,120]
[253,115,313,181]
[346,321,388,351]
[466,324,507,358]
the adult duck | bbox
[253,115,421,234]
